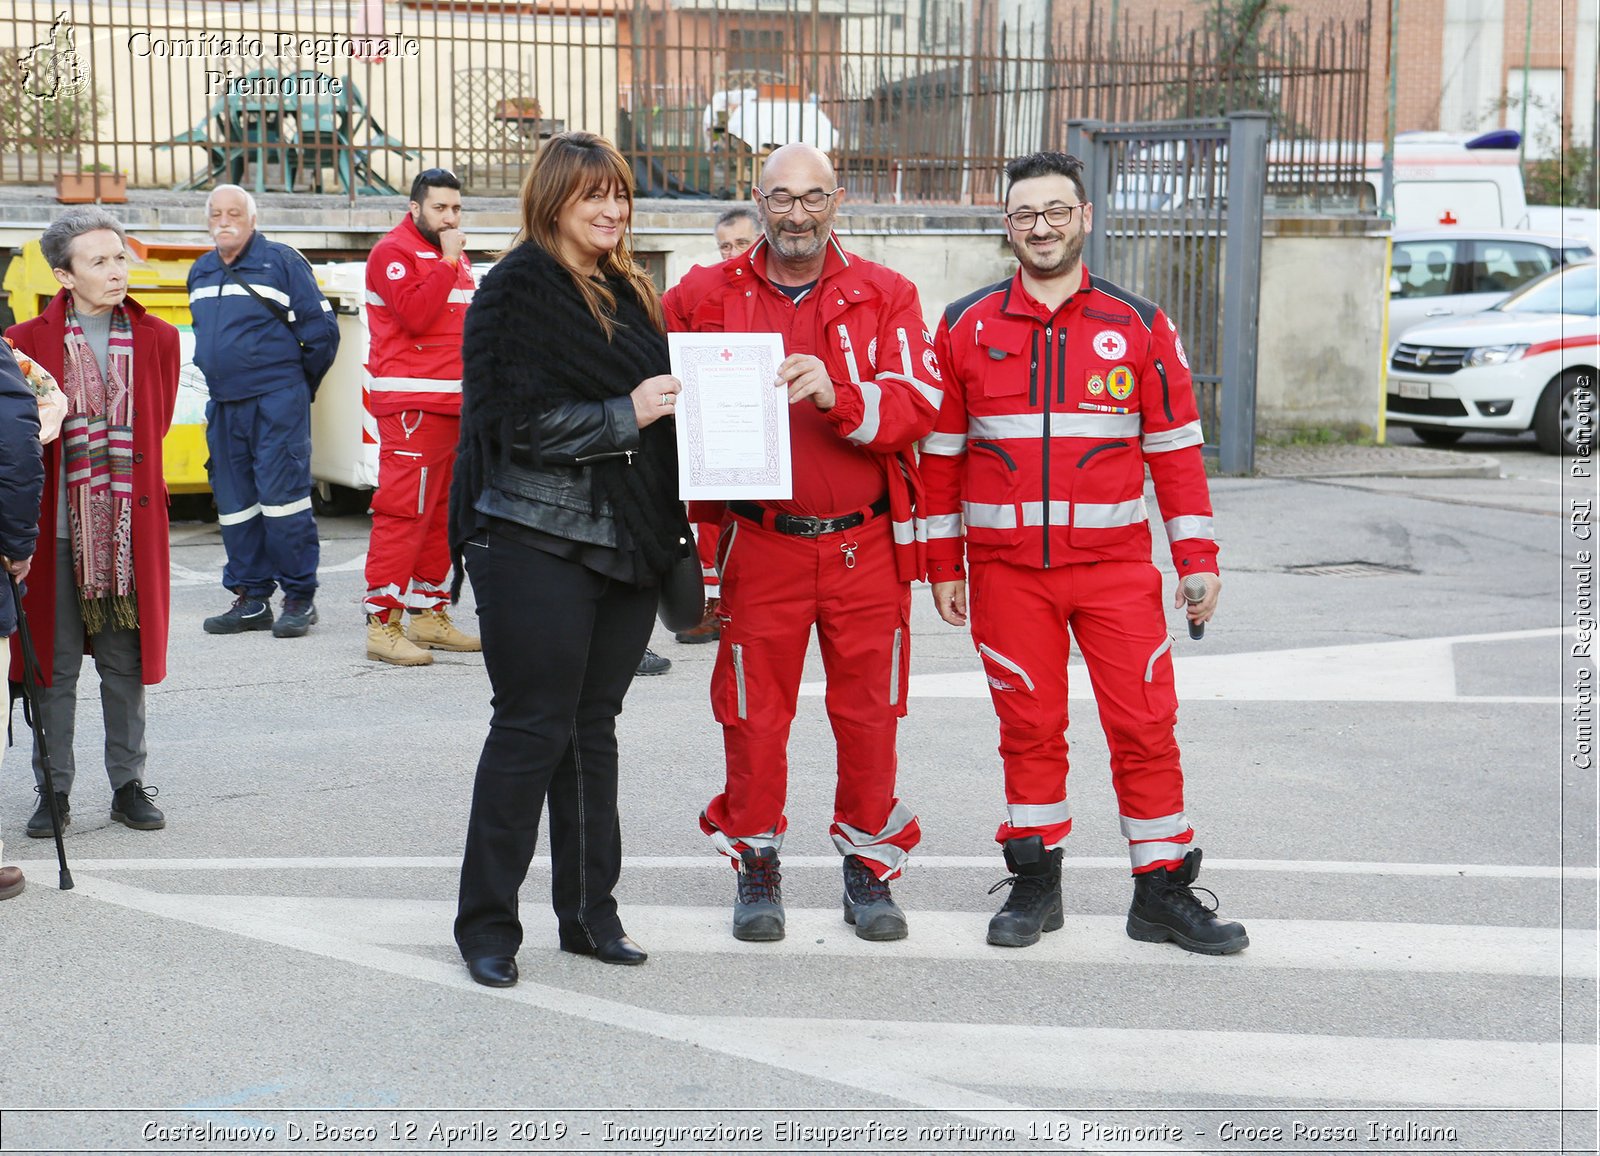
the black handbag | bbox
[657,533,705,632]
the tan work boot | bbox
[407,608,481,652]
[367,611,434,666]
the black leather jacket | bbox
[473,394,641,547]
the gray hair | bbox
[716,206,760,231]
[40,207,128,272]
[205,184,259,220]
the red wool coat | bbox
[6,290,179,686]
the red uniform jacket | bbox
[663,236,941,581]
[364,214,472,416]
[922,267,1218,579]
[6,291,179,685]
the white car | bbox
[1386,259,1598,454]
[1388,228,1592,341]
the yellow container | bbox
[3,237,215,494]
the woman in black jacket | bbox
[448,133,690,985]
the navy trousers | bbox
[205,389,319,599]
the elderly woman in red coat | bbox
[6,207,178,838]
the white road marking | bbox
[810,627,1572,703]
[71,891,1591,978]
[57,855,1597,880]
[67,876,1596,1113]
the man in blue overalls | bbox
[188,185,339,638]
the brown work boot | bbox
[407,608,481,652]
[674,597,721,644]
[0,866,24,901]
[367,611,434,666]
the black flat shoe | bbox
[562,935,648,965]
[466,955,518,987]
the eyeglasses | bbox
[1004,204,1086,231]
[416,167,458,184]
[755,187,841,213]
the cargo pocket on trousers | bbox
[1142,636,1179,721]
[711,641,749,725]
[370,450,426,520]
[889,610,910,717]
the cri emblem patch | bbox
[1092,329,1128,360]
[1086,373,1106,396]
[385,261,406,281]
[1107,365,1135,399]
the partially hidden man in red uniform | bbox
[663,144,940,943]
[363,168,481,665]
[923,151,1247,955]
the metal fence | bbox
[0,0,1370,203]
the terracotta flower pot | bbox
[54,172,128,204]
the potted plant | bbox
[54,161,126,204]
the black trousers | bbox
[455,530,657,960]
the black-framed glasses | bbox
[756,187,841,213]
[1004,204,1086,231]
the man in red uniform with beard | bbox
[663,144,940,943]
[922,151,1247,955]
[363,168,480,665]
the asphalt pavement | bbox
[0,432,1593,1155]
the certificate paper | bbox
[669,332,792,500]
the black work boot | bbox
[1126,848,1248,955]
[203,593,273,634]
[110,780,166,830]
[272,597,318,639]
[986,835,1064,947]
[26,788,70,838]
[732,846,784,941]
[841,854,908,941]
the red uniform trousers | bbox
[968,558,1195,873]
[694,519,721,598]
[364,410,460,615]
[700,513,920,879]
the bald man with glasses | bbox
[663,144,941,944]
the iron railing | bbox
[0,0,1371,204]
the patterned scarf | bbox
[60,302,138,634]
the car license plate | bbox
[1398,380,1430,399]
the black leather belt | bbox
[728,496,890,538]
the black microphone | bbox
[1182,575,1208,641]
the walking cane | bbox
[7,572,72,890]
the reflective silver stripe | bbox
[1007,799,1071,826]
[365,290,387,306]
[978,643,1035,691]
[897,326,912,376]
[838,323,860,382]
[912,515,928,543]
[847,381,883,445]
[733,642,747,720]
[1074,498,1148,529]
[447,287,474,303]
[216,503,261,526]
[892,517,916,546]
[831,801,917,863]
[889,626,903,705]
[1130,840,1191,869]
[318,299,333,312]
[1018,500,1073,527]
[970,412,1142,440]
[1144,636,1173,682]
[1120,812,1190,840]
[1142,421,1204,453]
[1164,515,1215,542]
[708,823,782,860]
[964,502,1016,529]
[189,282,293,309]
[370,377,464,394]
[925,512,963,540]
[921,431,967,456]
[879,370,943,412]
[261,496,313,518]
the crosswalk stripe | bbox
[56,855,1597,880]
[71,886,1595,977]
[68,877,1596,1115]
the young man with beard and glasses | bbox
[663,144,940,944]
[361,168,482,665]
[922,151,1247,956]
[189,185,339,640]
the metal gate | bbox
[1066,112,1269,475]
